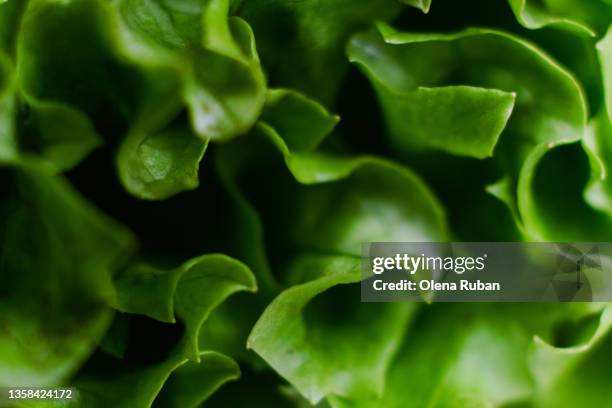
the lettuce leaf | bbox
[0,168,134,387]
[248,255,416,404]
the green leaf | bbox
[212,89,447,386]
[348,24,587,158]
[222,127,449,255]
[401,0,432,13]
[351,24,589,239]
[0,56,101,171]
[508,0,612,36]
[16,0,140,124]
[262,89,340,153]
[530,304,612,387]
[248,255,418,404]
[288,158,449,253]
[583,110,612,214]
[105,0,268,199]
[117,121,208,200]
[18,97,102,171]
[507,0,596,35]
[517,142,612,240]
[217,87,448,255]
[581,28,612,214]
[0,0,26,56]
[213,147,278,293]
[71,348,239,408]
[153,351,241,408]
[237,0,403,104]
[329,303,603,408]
[598,25,612,122]
[112,0,267,141]
[113,254,257,361]
[0,167,135,387]
[210,88,341,284]
[0,52,17,163]
[231,88,448,401]
[529,304,612,407]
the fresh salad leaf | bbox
[0,168,134,387]
[113,254,256,361]
[248,256,417,404]
[1,0,612,406]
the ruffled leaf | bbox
[237,0,403,104]
[0,53,17,163]
[70,348,239,408]
[401,0,432,13]
[18,97,102,171]
[349,24,587,155]
[507,0,596,35]
[111,0,267,141]
[0,168,135,387]
[117,120,208,200]
[528,304,612,407]
[113,254,256,361]
[330,303,603,408]
[248,255,417,404]
[509,0,612,36]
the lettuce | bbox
[1,0,612,407]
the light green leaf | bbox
[111,0,267,141]
[223,124,449,254]
[113,254,257,361]
[117,121,208,200]
[509,0,612,36]
[581,27,612,215]
[351,24,589,239]
[248,255,417,404]
[348,24,587,158]
[517,142,612,240]
[330,303,602,408]
[401,0,431,13]
[0,167,135,387]
[72,348,239,408]
[530,304,611,388]
[217,86,448,255]
[153,351,240,408]
[262,89,340,153]
[0,52,17,163]
[598,25,612,122]
[507,0,596,35]
[529,303,612,407]
[583,110,612,214]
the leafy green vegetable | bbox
[70,348,239,408]
[329,303,605,408]
[111,0,267,141]
[0,168,134,387]
[248,256,416,404]
[18,97,102,171]
[117,120,208,200]
[1,0,612,406]
[236,0,403,104]
[507,0,596,35]
[114,254,256,361]
[0,53,16,162]
[349,23,587,154]
[529,304,612,407]
[509,0,612,36]
[402,0,432,13]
